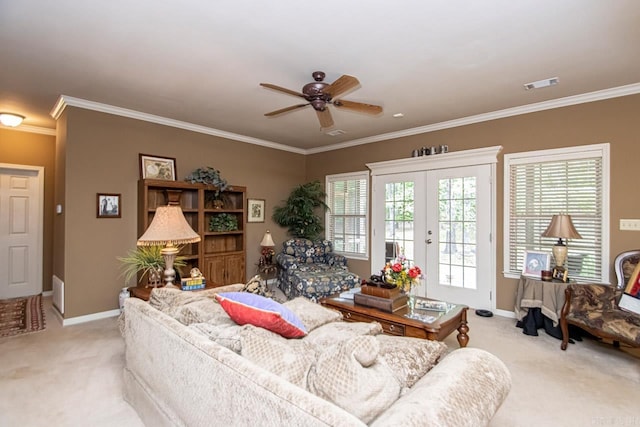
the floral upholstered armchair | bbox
[560,250,640,350]
[276,239,359,302]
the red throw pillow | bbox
[215,292,307,338]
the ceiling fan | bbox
[260,71,383,129]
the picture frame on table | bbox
[522,250,551,278]
[97,193,121,218]
[552,267,569,283]
[247,199,265,223]
[139,154,176,181]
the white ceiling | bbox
[1,0,640,153]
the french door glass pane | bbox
[384,181,416,263]
[438,177,477,289]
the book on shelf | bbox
[353,292,408,313]
[360,284,401,299]
[415,300,450,312]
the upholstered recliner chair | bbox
[560,250,640,350]
[276,239,360,302]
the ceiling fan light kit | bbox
[261,71,383,129]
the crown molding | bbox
[0,124,56,136]
[50,95,307,155]
[308,82,640,154]
[49,82,640,156]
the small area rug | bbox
[0,294,45,338]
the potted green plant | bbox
[118,246,187,287]
[185,167,230,209]
[209,213,238,232]
[272,180,329,240]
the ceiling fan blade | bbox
[324,75,360,98]
[264,104,309,116]
[260,83,305,98]
[316,109,334,128]
[333,99,383,115]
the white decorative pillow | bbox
[307,335,401,424]
[283,297,342,331]
[240,327,317,389]
[304,321,383,348]
[375,335,448,388]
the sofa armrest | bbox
[326,252,347,267]
[370,348,511,427]
[276,253,298,270]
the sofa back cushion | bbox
[282,239,333,264]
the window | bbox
[326,172,369,259]
[504,143,609,282]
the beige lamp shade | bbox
[541,214,582,240]
[137,205,200,246]
[260,230,275,247]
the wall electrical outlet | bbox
[619,219,640,231]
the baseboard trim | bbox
[62,309,121,326]
[42,290,53,297]
[494,308,516,319]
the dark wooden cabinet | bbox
[138,179,246,287]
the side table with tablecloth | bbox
[514,276,571,339]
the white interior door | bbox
[424,165,493,309]
[0,165,43,299]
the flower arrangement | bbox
[382,256,422,293]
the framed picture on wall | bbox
[97,193,121,218]
[247,199,265,223]
[522,250,550,278]
[139,154,176,181]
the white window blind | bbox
[326,172,369,259]
[504,144,609,282]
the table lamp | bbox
[260,230,276,264]
[541,214,582,275]
[137,205,201,288]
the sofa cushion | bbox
[240,327,317,389]
[188,319,245,352]
[283,297,342,332]
[304,320,383,348]
[178,298,228,325]
[215,292,307,338]
[375,334,449,388]
[307,335,401,424]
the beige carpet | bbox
[0,296,638,427]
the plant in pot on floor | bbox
[272,180,329,240]
[118,245,187,288]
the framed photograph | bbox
[553,267,569,282]
[139,154,176,181]
[97,193,121,218]
[247,199,265,223]
[522,250,551,278]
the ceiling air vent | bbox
[524,77,559,90]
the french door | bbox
[371,164,494,310]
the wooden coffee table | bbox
[321,295,469,347]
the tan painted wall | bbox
[307,94,640,311]
[59,107,305,317]
[0,128,56,292]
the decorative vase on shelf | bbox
[407,287,416,315]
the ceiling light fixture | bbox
[393,113,404,118]
[0,113,25,127]
[524,77,559,90]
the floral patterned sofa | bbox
[276,239,360,302]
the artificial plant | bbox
[272,180,329,240]
[117,245,187,284]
